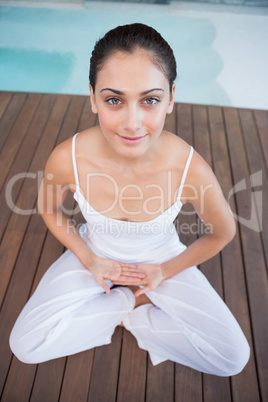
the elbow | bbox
[210,216,236,249]
[227,215,237,242]
[221,216,237,247]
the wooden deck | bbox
[0,91,267,402]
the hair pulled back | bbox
[89,23,177,94]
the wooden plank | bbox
[59,350,94,402]
[0,93,27,151]
[193,104,232,401]
[0,95,71,395]
[176,103,193,143]
[175,103,205,401]
[0,95,84,308]
[0,93,41,192]
[203,375,232,402]
[87,328,123,402]
[237,108,268,401]
[117,330,147,401]
[253,109,268,266]
[0,94,58,307]
[30,359,66,402]
[240,109,268,253]
[254,110,268,172]
[239,109,267,239]
[0,93,57,241]
[0,213,47,396]
[0,93,58,291]
[164,106,176,134]
[0,175,69,397]
[175,364,202,402]
[0,91,13,119]
[1,357,37,402]
[224,107,267,401]
[146,361,174,402]
[208,106,258,402]
[193,104,212,165]
[254,109,268,271]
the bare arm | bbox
[38,140,95,269]
[38,139,145,293]
[133,151,236,296]
[161,151,236,278]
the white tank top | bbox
[72,133,194,265]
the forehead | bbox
[96,49,169,91]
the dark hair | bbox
[89,23,177,94]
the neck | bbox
[101,134,160,171]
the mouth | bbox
[118,134,147,145]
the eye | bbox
[144,97,160,105]
[106,97,122,106]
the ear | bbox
[167,83,176,115]
[89,84,98,114]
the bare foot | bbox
[119,286,153,327]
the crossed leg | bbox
[10,250,250,376]
[123,266,250,376]
[9,250,135,364]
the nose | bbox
[122,104,142,133]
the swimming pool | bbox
[0,1,267,109]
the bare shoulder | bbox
[161,130,193,167]
[161,131,222,202]
[162,131,213,179]
[188,149,216,185]
[45,127,100,187]
[45,136,74,186]
[74,126,103,156]
[183,146,224,204]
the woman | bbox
[10,23,249,376]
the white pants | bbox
[10,249,250,376]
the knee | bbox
[217,333,250,377]
[9,326,40,364]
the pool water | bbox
[0,2,267,108]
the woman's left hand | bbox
[111,263,164,296]
[135,264,164,296]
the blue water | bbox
[0,5,230,105]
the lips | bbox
[118,134,146,145]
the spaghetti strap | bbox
[72,133,80,191]
[177,146,194,200]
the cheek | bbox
[97,108,120,131]
[146,108,167,130]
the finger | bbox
[111,274,143,283]
[120,264,146,274]
[119,275,145,283]
[119,271,146,278]
[120,263,137,269]
[120,266,143,273]
[135,286,151,297]
[100,278,110,294]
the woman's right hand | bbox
[88,255,146,294]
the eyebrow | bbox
[100,88,164,96]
